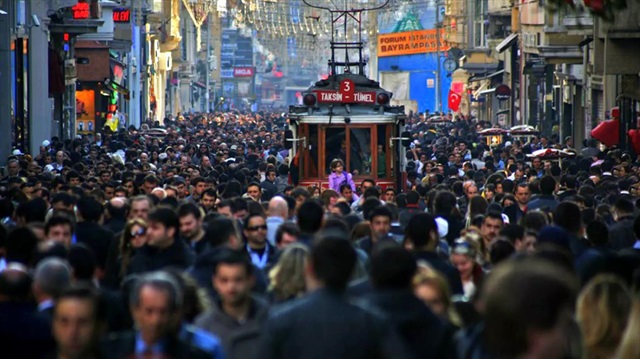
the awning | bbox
[496,33,519,53]
[49,19,104,34]
[469,69,505,82]
[478,88,496,96]
[104,79,129,99]
[473,81,489,98]
[110,81,129,96]
[462,62,500,74]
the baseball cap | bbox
[12,149,24,156]
[158,153,168,160]
[42,140,51,147]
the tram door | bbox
[298,124,320,179]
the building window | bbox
[473,0,488,48]
[181,26,187,61]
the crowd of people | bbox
[0,110,639,359]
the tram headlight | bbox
[303,94,317,107]
[377,93,390,105]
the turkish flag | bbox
[448,90,462,112]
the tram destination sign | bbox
[314,90,377,104]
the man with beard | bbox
[200,188,217,214]
[178,203,207,255]
[195,249,269,359]
[128,207,194,274]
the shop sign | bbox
[72,1,90,19]
[233,67,254,77]
[495,84,512,101]
[113,8,131,23]
[221,69,234,78]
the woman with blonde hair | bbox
[450,236,484,298]
[413,263,461,327]
[268,243,309,304]
[616,299,640,359]
[576,274,632,359]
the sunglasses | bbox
[130,228,146,238]
[247,225,267,232]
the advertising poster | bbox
[75,89,96,134]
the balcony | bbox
[488,0,511,16]
[598,1,640,38]
[562,11,593,28]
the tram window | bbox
[377,125,388,178]
[349,128,371,176]
[325,127,347,175]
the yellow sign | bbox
[377,29,448,57]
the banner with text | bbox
[377,29,448,57]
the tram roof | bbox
[293,114,403,124]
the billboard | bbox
[377,29,448,57]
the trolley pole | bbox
[205,13,210,112]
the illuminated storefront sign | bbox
[113,8,131,23]
[72,1,90,20]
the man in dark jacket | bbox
[608,197,636,250]
[104,197,127,234]
[526,176,559,213]
[178,202,208,255]
[553,202,590,257]
[363,244,456,358]
[356,205,396,255]
[129,207,194,274]
[75,197,114,272]
[0,265,55,358]
[195,249,269,359]
[257,230,411,359]
[260,169,278,201]
[503,183,530,225]
[103,272,209,358]
[405,213,464,295]
[398,190,422,229]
